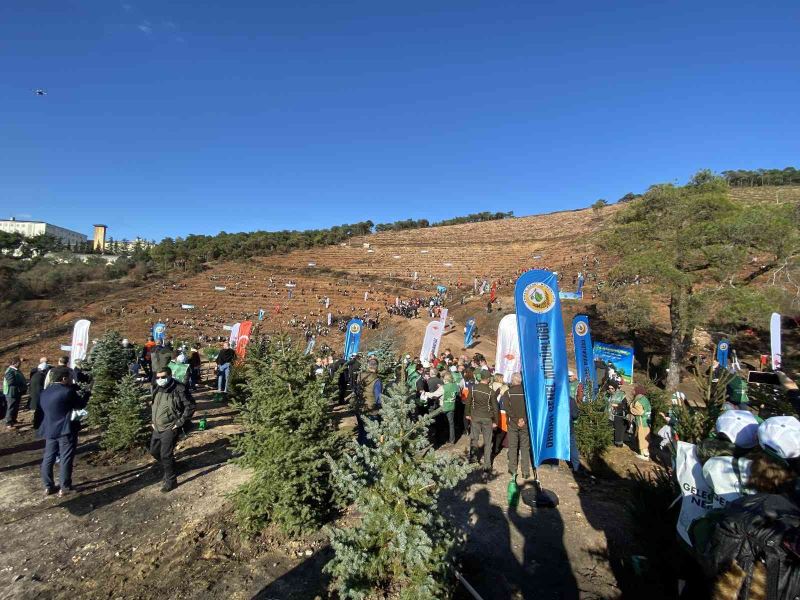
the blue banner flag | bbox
[344,318,364,360]
[716,339,730,368]
[152,322,166,342]
[258,309,265,321]
[464,317,476,349]
[572,315,597,399]
[514,270,572,467]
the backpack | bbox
[693,493,800,600]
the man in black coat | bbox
[150,366,195,492]
[38,367,87,497]
[28,356,50,429]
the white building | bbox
[0,218,87,246]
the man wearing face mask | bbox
[150,366,195,492]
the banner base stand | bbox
[521,478,560,509]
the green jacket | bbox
[3,367,27,399]
[151,379,195,433]
[465,382,499,423]
[357,371,380,413]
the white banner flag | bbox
[420,320,443,364]
[770,312,782,370]
[495,314,521,383]
[69,319,91,369]
[229,322,241,347]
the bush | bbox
[87,331,131,430]
[325,382,473,599]
[232,336,341,537]
[103,375,148,452]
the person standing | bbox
[188,347,202,390]
[605,381,628,447]
[568,370,582,473]
[465,375,499,471]
[140,336,156,379]
[629,385,652,460]
[150,366,195,492]
[4,357,27,429]
[505,373,531,479]
[214,341,235,394]
[28,357,50,430]
[39,367,87,497]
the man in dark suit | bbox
[38,367,87,497]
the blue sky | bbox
[1,1,798,242]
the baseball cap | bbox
[758,416,800,460]
[715,410,759,448]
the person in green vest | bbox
[629,385,652,460]
[424,371,459,445]
[725,374,749,409]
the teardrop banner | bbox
[229,322,241,348]
[419,320,443,364]
[152,321,167,343]
[770,313,782,370]
[716,339,730,369]
[572,315,597,398]
[514,269,571,467]
[344,318,364,360]
[69,319,91,369]
[464,317,476,349]
[495,314,521,384]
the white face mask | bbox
[156,377,170,387]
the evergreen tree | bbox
[362,332,400,382]
[86,331,130,430]
[103,375,148,451]
[574,391,613,463]
[326,381,473,599]
[601,172,799,389]
[232,336,341,537]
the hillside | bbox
[1,185,797,366]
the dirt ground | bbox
[0,369,666,600]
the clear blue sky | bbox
[1,1,798,242]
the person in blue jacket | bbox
[38,367,87,497]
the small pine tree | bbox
[325,381,474,599]
[574,391,613,463]
[103,375,148,452]
[362,332,400,382]
[232,336,341,537]
[87,331,131,430]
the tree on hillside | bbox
[86,331,131,429]
[601,171,800,389]
[592,199,609,213]
[232,336,341,536]
[325,381,473,599]
[103,375,148,451]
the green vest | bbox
[569,380,580,400]
[632,394,651,428]
[442,382,459,412]
[167,361,190,385]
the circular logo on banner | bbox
[467,319,475,327]
[505,353,516,361]
[522,282,556,314]
[575,321,588,336]
[719,342,728,351]
[349,323,361,334]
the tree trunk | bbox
[666,291,687,391]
